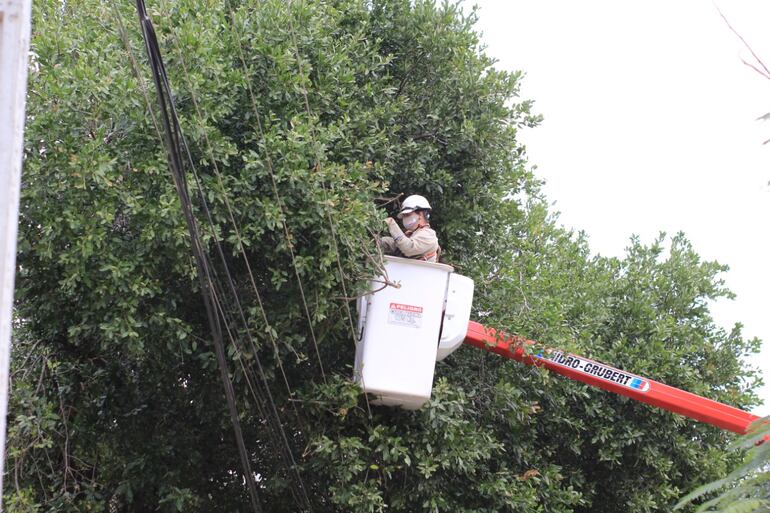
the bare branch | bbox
[741,58,770,82]
[716,4,770,80]
[373,192,403,207]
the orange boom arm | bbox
[463,321,760,435]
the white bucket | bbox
[354,256,453,409]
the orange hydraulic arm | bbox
[463,321,761,435]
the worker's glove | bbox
[386,218,405,239]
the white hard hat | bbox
[398,194,432,218]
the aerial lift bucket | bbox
[354,256,474,409]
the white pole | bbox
[0,0,33,500]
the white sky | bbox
[465,1,770,416]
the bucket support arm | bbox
[463,321,760,435]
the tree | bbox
[6,0,761,511]
[485,230,763,513]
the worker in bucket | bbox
[379,194,440,262]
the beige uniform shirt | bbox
[380,223,439,263]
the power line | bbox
[131,1,317,508]
[133,1,264,510]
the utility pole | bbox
[0,0,33,500]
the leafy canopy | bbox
[7,0,761,512]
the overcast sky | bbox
[464,1,770,416]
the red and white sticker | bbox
[388,303,423,328]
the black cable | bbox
[132,2,314,510]
[152,17,313,511]
[134,2,263,511]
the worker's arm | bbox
[388,223,438,258]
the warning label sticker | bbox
[388,303,424,328]
[547,351,651,393]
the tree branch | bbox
[716,5,770,80]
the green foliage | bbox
[675,418,770,513]
[458,221,762,513]
[8,0,761,512]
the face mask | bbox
[402,214,419,230]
